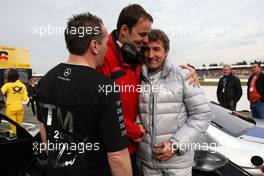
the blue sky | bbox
[0,0,263,73]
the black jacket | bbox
[217,74,242,103]
[247,72,264,102]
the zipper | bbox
[151,89,156,168]
[143,72,157,168]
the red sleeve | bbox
[123,117,143,139]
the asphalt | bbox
[0,105,40,125]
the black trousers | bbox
[220,100,237,111]
[130,154,139,176]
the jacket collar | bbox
[108,30,129,67]
[109,30,143,68]
[160,58,172,78]
[251,72,264,78]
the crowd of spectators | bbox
[198,66,252,79]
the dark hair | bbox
[117,4,153,34]
[148,29,170,51]
[7,69,19,82]
[252,61,261,68]
[65,12,104,55]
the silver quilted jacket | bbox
[137,63,213,169]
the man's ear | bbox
[164,50,169,58]
[120,24,129,38]
[90,40,99,54]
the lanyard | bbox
[223,79,227,88]
[222,78,227,93]
[250,76,257,88]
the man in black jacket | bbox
[217,65,242,111]
[247,62,264,119]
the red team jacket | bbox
[96,31,143,154]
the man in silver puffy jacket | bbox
[137,29,213,176]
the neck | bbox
[117,32,126,45]
[67,54,96,69]
[148,67,163,74]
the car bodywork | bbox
[0,113,36,175]
[193,102,264,176]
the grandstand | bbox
[196,65,262,81]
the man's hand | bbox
[132,137,143,143]
[137,123,147,135]
[153,140,175,161]
[132,124,146,143]
[180,64,200,87]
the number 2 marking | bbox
[54,130,59,139]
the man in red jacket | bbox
[97,5,151,171]
[97,4,198,175]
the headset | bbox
[120,42,145,65]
